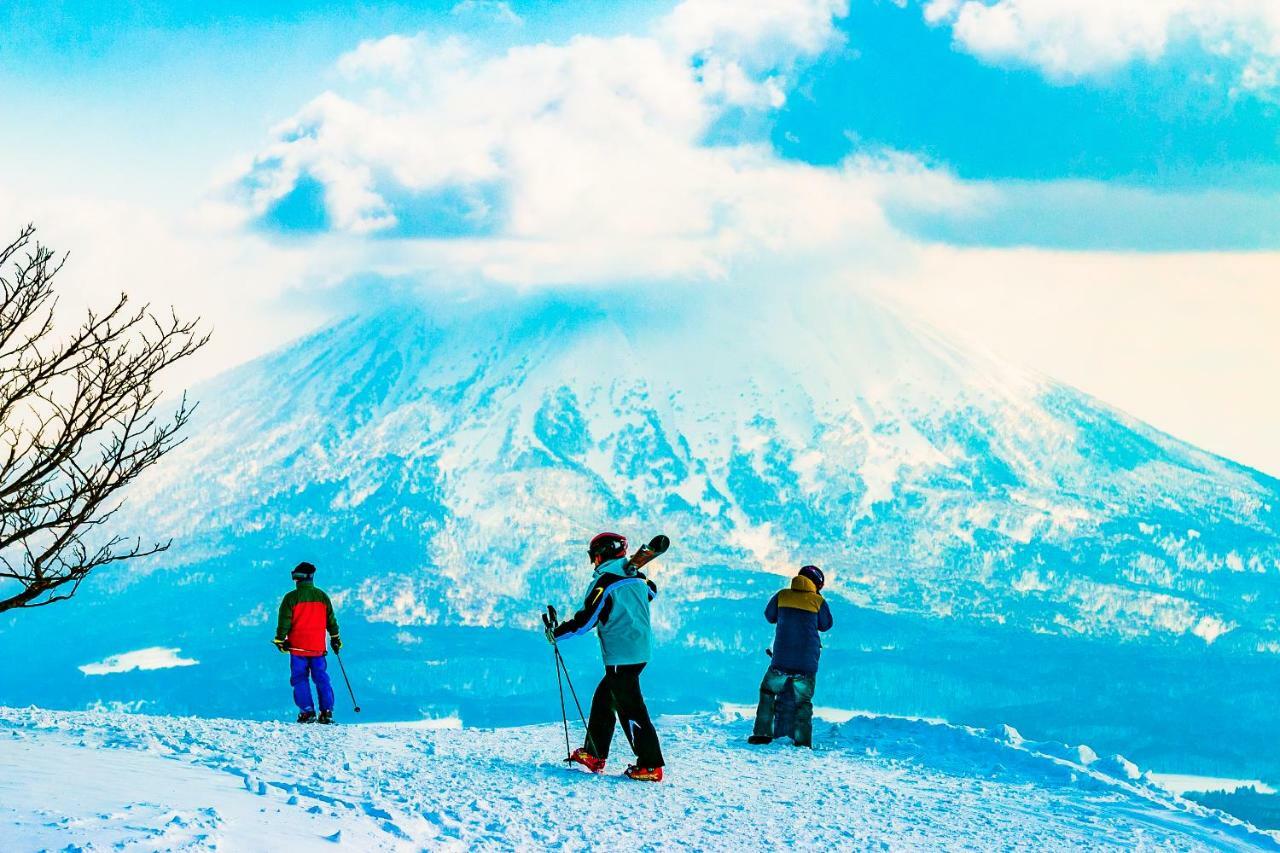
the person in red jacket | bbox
[273,562,342,723]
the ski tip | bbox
[648,534,670,554]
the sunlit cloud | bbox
[924,0,1280,97]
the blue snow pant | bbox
[290,654,335,713]
[752,667,816,746]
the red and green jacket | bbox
[275,581,340,657]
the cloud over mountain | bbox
[230,0,970,283]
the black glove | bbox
[273,638,289,654]
[330,636,342,653]
[541,608,558,645]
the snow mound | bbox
[2,705,1274,851]
[78,647,200,676]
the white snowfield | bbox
[0,705,1273,852]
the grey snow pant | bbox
[752,667,816,747]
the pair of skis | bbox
[542,534,669,763]
[624,534,670,574]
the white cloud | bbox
[923,0,1280,93]
[663,0,849,66]
[230,0,933,285]
[336,33,470,81]
[337,33,426,78]
[0,186,351,390]
[79,647,199,676]
[661,0,850,105]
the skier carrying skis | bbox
[748,565,832,748]
[273,561,342,724]
[547,532,666,782]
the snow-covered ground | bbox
[2,705,1273,851]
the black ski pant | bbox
[584,663,664,768]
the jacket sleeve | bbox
[275,592,294,642]
[817,598,833,632]
[325,592,340,637]
[553,578,610,640]
[764,593,779,625]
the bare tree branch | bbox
[0,224,210,613]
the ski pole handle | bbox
[542,606,561,645]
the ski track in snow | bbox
[1,706,1273,852]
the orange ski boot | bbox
[567,747,606,774]
[624,764,663,782]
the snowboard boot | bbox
[624,764,663,782]
[317,709,334,725]
[297,710,317,724]
[567,747,606,774]
[747,735,773,745]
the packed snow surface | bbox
[2,705,1273,851]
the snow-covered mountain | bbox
[119,284,1280,637]
[3,283,1278,779]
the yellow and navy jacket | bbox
[765,574,833,675]
[554,556,658,666]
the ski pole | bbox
[553,646,601,758]
[332,650,362,713]
[552,644,589,732]
[546,605,600,759]
[543,609,572,759]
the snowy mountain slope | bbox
[2,283,1278,781]
[2,705,1273,851]
[92,284,1280,640]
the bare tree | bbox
[0,225,209,613]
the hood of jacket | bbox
[593,556,633,580]
[789,574,818,594]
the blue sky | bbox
[5,0,1277,245]
[0,1,661,204]
[780,3,1280,188]
[1,0,1278,473]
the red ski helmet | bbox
[589,532,627,563]
[799,564,825,591]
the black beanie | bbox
[291,561,316,581]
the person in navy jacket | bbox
[748,565,833,748]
